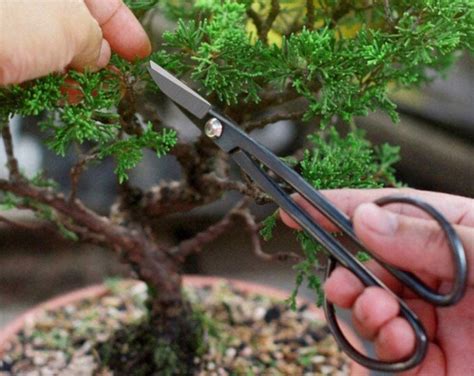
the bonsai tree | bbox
[0,0,471,373]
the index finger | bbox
[280,188,474,232]
[85,0,151,60]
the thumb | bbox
[353,203,473,284]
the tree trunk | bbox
[137,244,201,374]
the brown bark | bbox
[1,122,21,180]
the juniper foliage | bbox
[0,0,472,355]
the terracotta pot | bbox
[0,275,368,375]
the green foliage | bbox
[356,251,371,262]
[124,0,160,11]
[301,128,398,189]
[100,125,177,183]
[375,143,402,187]
[155,2,264,104]
[262,128,400,306]
[261,128,399,239]
[287,232,325,309]
[39,70,122,156]
[0,75,64,120]
[157,0,472,124]
[294,129,400,304]
[0,56,176,181]
[259,211,278,241]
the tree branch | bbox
[258,89,301,109]
[306,0,316,30]
[260,0,281,42]
[171,199,302,263]
[201,173,271,204]
[0,177,183,299]
[0,178,140,252]
[236,207,303,263]
[1,122,21,181]
[140,180,206,218]
[243,110,306,132]
[236,89,302,122]
[383,0,395,26]
[1,200,109,247]
[247,7,263,37]
[61,220,108,247]
[169,200,248,261]
[69,149,99,203]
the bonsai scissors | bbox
[148,62,468,372]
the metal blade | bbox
[148,61,211,119]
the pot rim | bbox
[0,275,367,375]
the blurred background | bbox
[0,48,473,374]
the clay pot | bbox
[0,275,367,375]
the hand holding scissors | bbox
[283,189,474,374]
[148,62,469,372]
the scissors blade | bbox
[148,62,211,119]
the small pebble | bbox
[253,306,266,320]
[264,306,281,323]
[225,348,236,359]
[312,355,326,364]
[320,365,335,373]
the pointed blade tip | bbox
[146,62,211,119]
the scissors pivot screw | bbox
[205,118,223,139]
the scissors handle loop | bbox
[324,257,428,372]
[322,195,468,371]
[373,195,468,306]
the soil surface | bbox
[0,280,350,375]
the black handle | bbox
[324,257,428,372]
[373,195,467,305]
[321,195,467,372]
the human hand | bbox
[0,0,151,85]
[281,188,474,375]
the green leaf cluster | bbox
[0,75,64,120]
[155,1,264,104]
[39,70,122,156]
[287,232,326,309]
[155,0,471,309]
[100,124,177,183]
[301,127,399,190]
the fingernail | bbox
[96,39,111,69]
[357,203,398,236]
[353,294,368,322]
